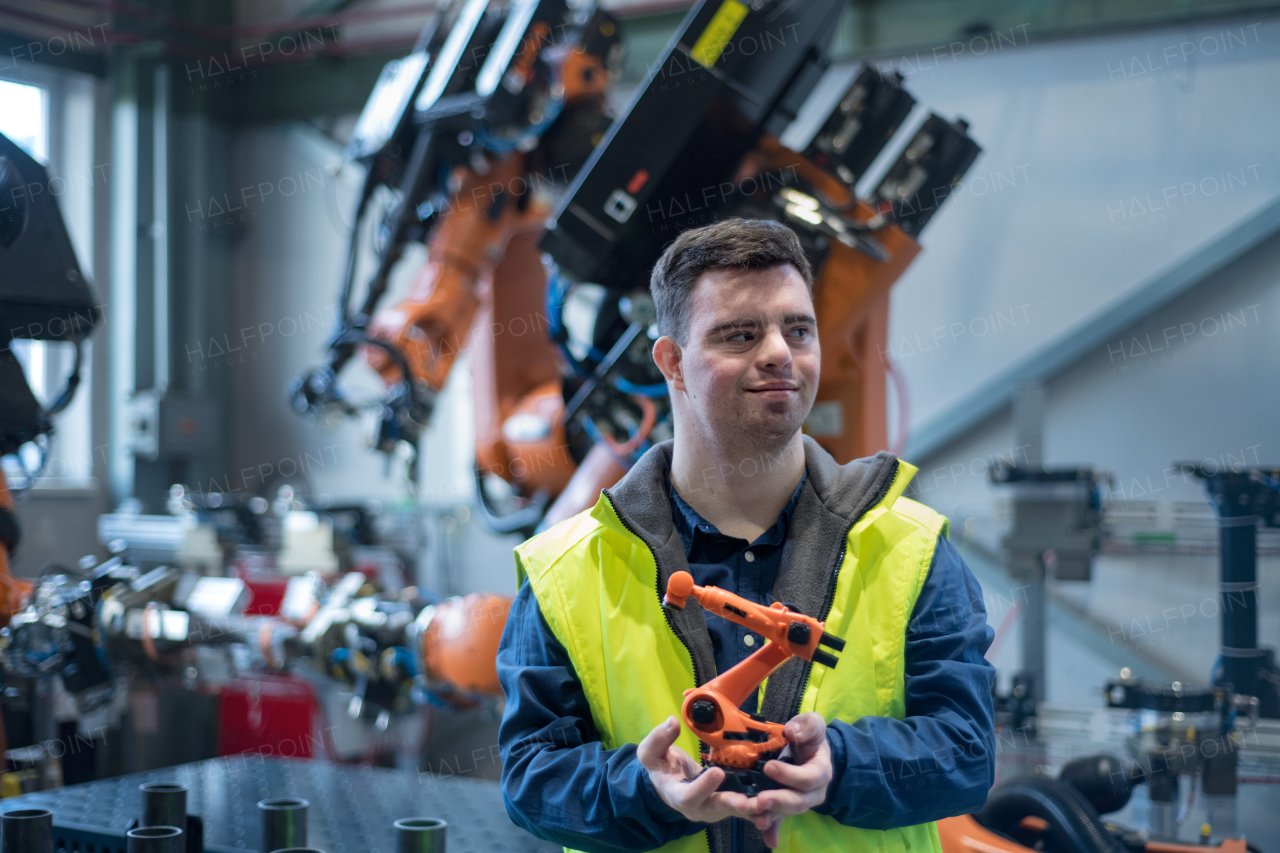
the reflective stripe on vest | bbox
[517,460,946,853]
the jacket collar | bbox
[605,435,900,545]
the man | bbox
[497,218,995,853]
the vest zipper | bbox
[605,492,715,853]
[788,459,903,721]
[787,535,850,721]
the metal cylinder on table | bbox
[259,797,308,852]
[126,825,183,853]
[1,809,53,853]
[140,783,187,829]
[394,817,446,853]
[138,781,202,853]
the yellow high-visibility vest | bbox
[517,438,948,853]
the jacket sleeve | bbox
[497,580,702,852]
[813,536,997,829]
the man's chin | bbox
[734,416,806,449]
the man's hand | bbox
[638,716,760,824]
[752,712,834,848]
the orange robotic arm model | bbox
[662,570,845,795]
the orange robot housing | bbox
[420,592,513,696]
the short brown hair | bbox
[649,218,814,345]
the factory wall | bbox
[775,9,1280,698]
[861,11,1280,435]
[910,227,1280,693]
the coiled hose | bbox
[976,774,1126,853]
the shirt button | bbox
[744,635,756,647]
[744,551,755,563]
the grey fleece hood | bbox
[602,435,902,853]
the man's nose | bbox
[757,327,792,369]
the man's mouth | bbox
[746,383,799,392]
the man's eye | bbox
[788,327,810,339]
[727,331,753,342]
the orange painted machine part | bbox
[742,139,923,465]
[367,154,544,391]
[357,26,618,507]
[470,227,574,494]
[366,153,581,498]
[809,214,920,463]
[538,441,629,530]
[935,814,1249,853]
[936,815,1039,852]
[562,46,612,102]
[422,592,513,695]
[493,381,576,496]
[663,571,843,770]
[750,135,854,211]
[0,471,26,760]
[0,470,31,628]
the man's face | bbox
[664,264,820,453]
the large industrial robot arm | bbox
[533,0,981,532]
[291,0,619,527]
[295,0,979,538]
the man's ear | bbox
[652,336,684,391]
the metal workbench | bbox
[3,756,560,852]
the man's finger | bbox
[762,815,783,849]
[784,712,827,760]
[667,745,706,780]
[762,757,825,792]
[706,789,759,820]
[674,765,725,808]
[751,787,812,816]
[637,716,682,768]
[785,712,825,739]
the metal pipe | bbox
[126,826,183,853]
[259,798,308,852]
[1220,512,1259,699]
[1196,468,1266,702]
[1,809,53,853]
[394,817,446,853]
[139,783,187,829]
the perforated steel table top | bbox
[4,756,560,853]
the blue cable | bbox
[613,376,668,399]
[392,646,416,677]
[580,416,608,446]
[476,96,565,153]
[546,267,609,375]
